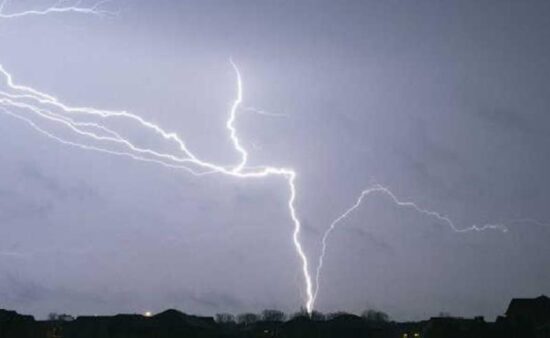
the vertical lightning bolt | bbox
[226,60,248,173]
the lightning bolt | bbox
[0,63,515,315]
[0,0,115,19]
[310,184,512,309]
[2,2,547,315]
[0,60,315,313]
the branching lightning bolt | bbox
[311,184,512,309]
[0,60,314,313]
[0,0,115,19]
[2,2,548,315]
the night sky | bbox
[1,0,550,321]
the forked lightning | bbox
[2,1,544,314]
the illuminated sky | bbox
[1,0,549,320]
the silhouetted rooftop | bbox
[506,295,550,326]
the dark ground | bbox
[1,295,549,338]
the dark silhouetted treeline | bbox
[1,295,549,338]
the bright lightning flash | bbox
[2,3,546,315]
[0,61,514,314]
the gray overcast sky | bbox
[1,0,550,320]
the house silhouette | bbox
[506,295,550,327]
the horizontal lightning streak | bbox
[0,0,115,19]
[242,106,288,118]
